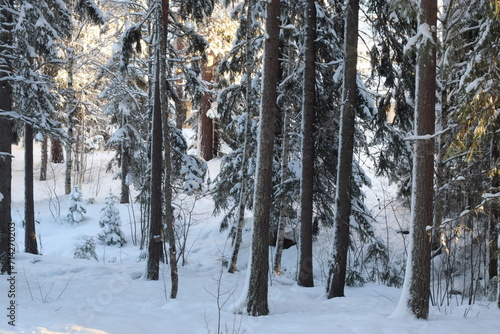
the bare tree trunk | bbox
[274,110,290,275]
[120,123,130,204]
[40,136,48,181]
[199,57,215,161]
[65,48,75,195]
[397,0,437,319]
[146,10,165,281]
[246,0,280,316]
[0,0,14,274]
[327,0,359,298]
[297,0,317,288]
[24,123,38,254]
[160,0,178,298]
[51,138,64,163]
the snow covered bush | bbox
[74,237,98,261]
[97,193,126,246]
[67,185,86,224]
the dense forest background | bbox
[0,0,499,328]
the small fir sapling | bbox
[98,192,126,246]
[67,185,86,224]
[74,237,98,261]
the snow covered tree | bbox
[0,0,14,275]
[67,185,86,225]
[98,193,126,246]
[246,0,280,316]
[394,0,437,319]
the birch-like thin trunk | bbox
[40,136,48,181]
[228,0,253,274]
[274,110,290,275]
[65,47,75,195]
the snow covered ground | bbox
[1,143,498,334]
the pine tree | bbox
[67,185,86,225]
[246,0,280,316]
[98,193,126,246]
[327,0,360,298]
[395,0,437,319]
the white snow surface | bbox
[0,142,498,334]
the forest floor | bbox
[0,138,498,334]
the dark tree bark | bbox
[161,0,178,298]
[146,16,165,281]
[199,57,215,161]
[326,0,359,298]
[50,138,64,163]
[24,123,38,254]
[0,0,13,274]
[120,136,130,204]
[404,0,437,319]
[246,0,280,316]
[40,136,48,181]
[297,0,317,288]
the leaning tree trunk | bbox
[297,0,317,288]
[274,110,290,276]
[24,123,38,254]
[246,0,280,317]
[395,0,437,320]
[40,136,48,181]
[327,0,359,298]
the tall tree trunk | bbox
[246,0,280,316]
[51,138,64,163]
[24,123,38,254]
[65,48,75,195]
[0,0,14,275]
[40,136,48,181]
[160,0,178,299]
[228,0,253,275]
[274,110,290,275]
[146,4,165,281]
[297,0,317,288]
[326,0,359,298]
[199,57,215,161]
[490,143,499,308]
[396,0,437,319]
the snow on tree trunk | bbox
[394,0,437,320]
[297,0,317,288]
[0,1,13,274]
[24,123,38,254]
[40,136,48,181]
[199,56,215,161]
[327,0,359,299]
[246,0,280,317]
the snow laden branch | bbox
[404,23,437,53]
[404,125,455,141]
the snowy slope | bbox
[0,143,498,334]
